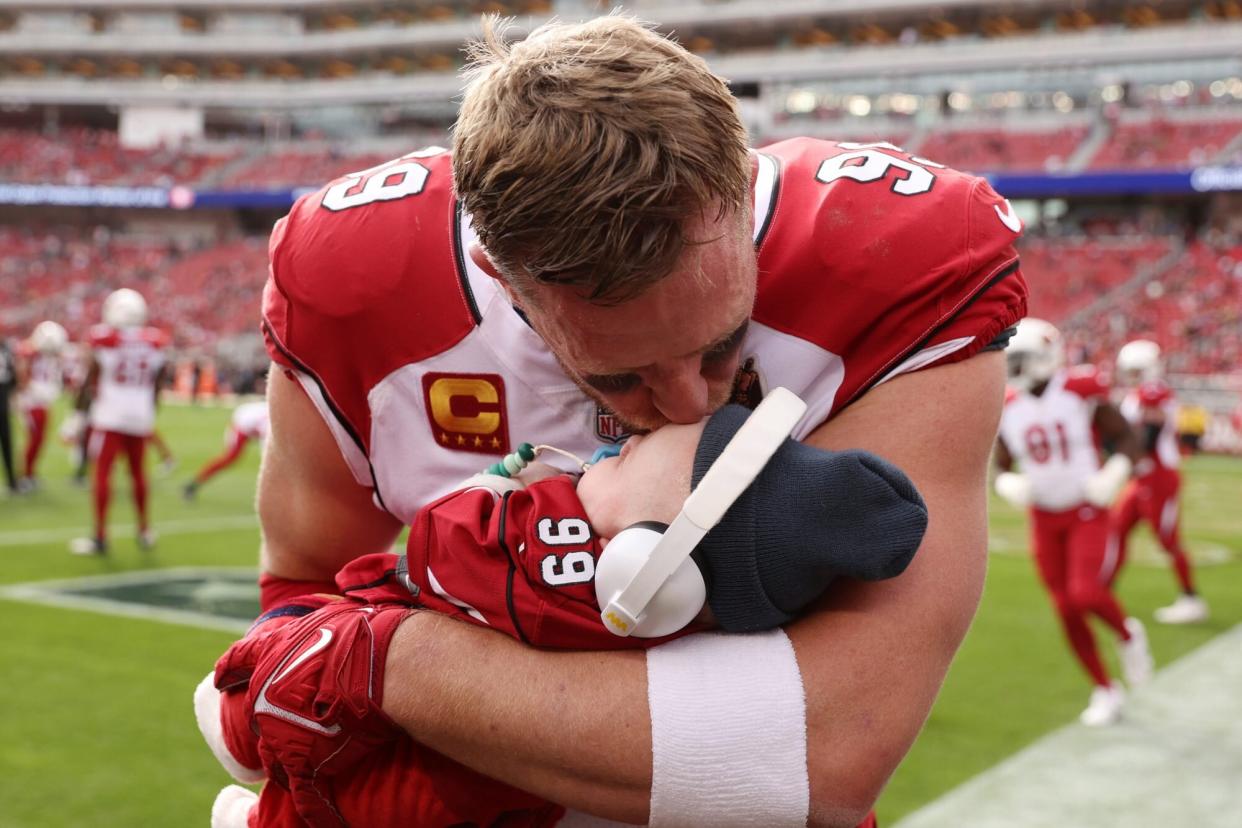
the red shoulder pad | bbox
[754,138,1026,409]
[1063,365,1109,400]
[15,340,34,359]
[140,327,170,349]
[1138,380,1173,406]
[262,149,477,452]
[88,324,120,348]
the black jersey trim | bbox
[845,258,1022,408]
[498,490,531,645]
[252,603,318,628]
[263,318,394,516]
[753,153,781,250]
[451,201,484,325]
[982,325,1017,352]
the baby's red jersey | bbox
[339,475,691,651]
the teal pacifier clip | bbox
[483,442,623,478]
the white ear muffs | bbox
[594,387,808,637]
[593,522,708,638]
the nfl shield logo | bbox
[595,406,631,443]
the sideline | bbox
[895,622,1242,827]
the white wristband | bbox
[646,630,809,827]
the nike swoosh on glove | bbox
[197,594,340,783]
[210,594,416,826]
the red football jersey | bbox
[339,475,693,651]
[262,138,1027,523]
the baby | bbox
[202,401,928,827]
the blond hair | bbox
[453,15,751,305]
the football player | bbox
[995,319,1152,726]
[69,288,170,555]
[210,16,1028,825]
[1111,339,1207,624]
[0,334,15,495]
[202,400,929,827]
[184,400,269,501]
[15,320,68,492]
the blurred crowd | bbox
[0,226,267,357]
[0,107,1238,192]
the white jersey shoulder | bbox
[89,327,168,437]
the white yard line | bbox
[895,623,1242,828]
[0,514,259,547]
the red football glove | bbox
[212,593,416,826]
[206,575,562,827]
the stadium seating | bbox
[1063,238,1242,374]
[1019,235,1173,322]
[0,227,266,349]
[0,117,1239,378]
[1089,115,1242,169]
[218,148,397,189]
[0,127,240,186]
[917,125,1089,172]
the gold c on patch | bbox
[422,372,511,456]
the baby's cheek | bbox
[576,468,626,539]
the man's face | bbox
[518,208,757,432]
[575,420,705,541]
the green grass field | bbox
[1,402,1238,826]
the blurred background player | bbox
[69,288,170,556]
[995,318,1152,727]
[1112,339,1208,624]
[0,333,16,496]
[15,320,68,493]
[183,399,267,501]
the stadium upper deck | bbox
[0,0,1239,109]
